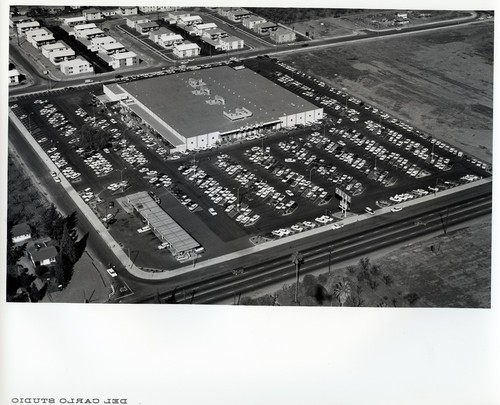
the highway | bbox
[127,182,491,304]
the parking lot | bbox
[9,57,491,270]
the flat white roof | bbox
[51,49,75,57]
[113,51,137,59]
[220,36,243,43]
[91,35,115,44]
[9,69,20,77]
[246,15,265,22]
[179,15,202,22]
[17,21,40,28]
[161,34,183,41]
[196,23,217,30]
[64,16,87,23]
[26,28,50,37]
[127,191,200,253]
[74,23,97,31]
[78,28,104,36]
[102,42,124,50]
[33,35,55,42]
[60,56,91,67]
[42,41,68,51]
[175,43,200,51]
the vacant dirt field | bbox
[282,22,494,163]
[243,219,491,308]
[292,10,471,38]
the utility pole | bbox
[291,251,304,303]
[328,246,334,274]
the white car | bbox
[158,242,170,250]
[331,223,345,230]
[106,268,117,277]
[208,208,217,216]
[137,225,151,233]
[391,206,403,213]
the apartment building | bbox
[59,56,94,75]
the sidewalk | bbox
[9,110,142,278]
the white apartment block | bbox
[242,15,266,29]
[9,69,20,84]
[201,28,228,41]
[126,16,150,29]
[17,21,40,35]
[10,16,33,28]
[139,6,176,13]
[83,8,103,21]
[72,23,97,36]
[108,51,138,68]
[49,48,76,65]
[150,29,183,47]
[100,42,125,55]
[173,42,200,58]
[219,36,244,51]
[117,6,138,16]
[60,56,94,75]
[193,23,217,36]
[25,27,50,41]
[177,15,203,26]
[89,35,116,52]
[75,27,104,40]
[62,16,87,27]
[270,27,297,43]
[42,42,69,58]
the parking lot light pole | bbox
[118,168,126,192]
[237,186,242,212]
[309,167,315,185]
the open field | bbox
[281,22,494,163]
[243,219,491,308]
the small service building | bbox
[102,66,323,152]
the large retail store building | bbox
[103,65,323,152]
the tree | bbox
[291,251,304,303]
[76,124,112,151]
[382,274,393,286]
[333,280,351,307]
[30,281,48,303]
[64,211,79,242]
[404,293,419,306]
[6,266,36,301]
[42,204,63,240]
[60,223,77,263]
[351,284,365,307]
[53,251,73,288]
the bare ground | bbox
[242,219,491,308]
[281,22,494,162]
